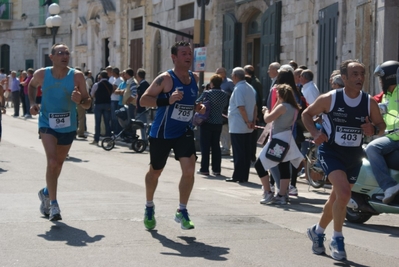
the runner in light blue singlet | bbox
[39,67,76,133]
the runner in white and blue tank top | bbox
[301,60,385,262]
[140,41,206,231]
[150,69,198,139]
[39,67,77,133]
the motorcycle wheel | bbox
[346,208,372,224]
[306,145,326,188]
[132,139,147,153]
[101,137,115,151]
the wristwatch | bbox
[373,125,379,135]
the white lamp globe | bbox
[52,15,62,27]
[45,16,53,28]
[48,3,60,15]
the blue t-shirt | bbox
[150,70,198,139]
[39,67,76,133]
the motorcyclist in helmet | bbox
[365,60,399,204]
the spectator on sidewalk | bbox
[216,67,234,156]
[9,71,20,117]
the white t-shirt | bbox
[111,76,123,101]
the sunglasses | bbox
[55,51,70,56]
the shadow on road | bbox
[0,167,8,174]
[149,230,229,261]
[344,222,399,238]
[65,156,89,163]
[38,222,105,246]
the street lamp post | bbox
[45,3,62,45]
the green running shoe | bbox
[144,206,156,230]
[174,209,195,230]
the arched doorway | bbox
[0,44,10,73]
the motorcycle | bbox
[346,136,399,223]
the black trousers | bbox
[231,132,252,182]
[11,91,20,116]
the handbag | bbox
[265,109,298,162]
[122,80,133,105]
[193,91,211,126]
[265,138,290,162]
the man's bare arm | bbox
[73,71,92,109]
[28,69,45,106]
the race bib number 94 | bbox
[171,103,193,122]
[49,112,71,129]
[334,126,362,147]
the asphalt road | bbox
[0,109,398,267]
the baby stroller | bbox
[101,106,149,152]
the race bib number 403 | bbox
[49,112,71,129]
[334,126,362,147]
[171,103,193,122]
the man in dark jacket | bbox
[90,71,113,145]
[135,68,150,140]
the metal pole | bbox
[51,27,59,45]
[199,0,206,93]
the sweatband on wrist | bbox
[156,98,170,107]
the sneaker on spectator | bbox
[174,209,194,230]
[49,203,62,221]
[289,185,298,196]
[382,183,399,204]
[329,237,347,261]
[260,191,274,204]
[307,224,326,255]
[270,194,287,205]
[144,206,156,230]
[270,185,275,193]
[38,188,50,216]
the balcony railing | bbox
[0,2,13,20]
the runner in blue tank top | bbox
[140,41,206,231]
[302,60,385,261]
[28,43,91,221]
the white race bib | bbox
[49,112,71,129]
[171,103,193,122]
[334,126,362,147]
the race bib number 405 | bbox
[334,126,362,147]
[171,103,193,122]
[49,112,71,129]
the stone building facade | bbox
[0,0,398,96]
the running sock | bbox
[146,201,154,207]
[50,200,58,205]
[332,230,343,238]
[178,203,187,211]
[43,187,49,196]
[315,224,325,235]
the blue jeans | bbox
[94,103,111,142]
[136,110,148,140]
[365,136,399,190]
[110,101,120,134]
[199,122,223,173]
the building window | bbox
[179,3,194,21]
[131,17,143,31]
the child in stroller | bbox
[101,105,149,152]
